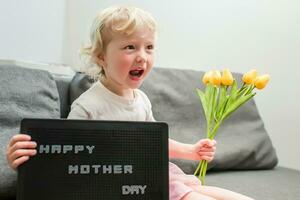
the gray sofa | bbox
[1,64,300,200]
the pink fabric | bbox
[169,162,202,200]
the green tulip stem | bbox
[209,120,222,139]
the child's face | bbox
[99,27,155,94]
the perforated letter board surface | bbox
[18,118,169,200]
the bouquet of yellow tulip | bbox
[194,69,270,184]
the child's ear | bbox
[95,53,107,68]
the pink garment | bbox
[169,162,202,200]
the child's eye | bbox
[124,45,135,50]
[147,45,154,50]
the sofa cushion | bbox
[69,67,278,174]
[0,65,60,199]
[206,167,300,200]
[69,72,94,104]
[53,75,73,118]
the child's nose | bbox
[136,50,147,63]
[136,56,145,63]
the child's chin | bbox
[131,83,142,89]
[128,80,143,89]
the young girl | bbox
[7,5,253,200]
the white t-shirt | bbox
[68,81,155,121]
[67,81,197,199]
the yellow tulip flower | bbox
[202,71,212,85]
[242,69,257,84]
[221,69,234,86]
[209,70,221,86]
[254,74,270,90]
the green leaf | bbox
[212,86,219,122]
[204,84,214,127]
[246,84,255,95]
[208,86,218,128]
[205,83,214,97]
[230,80,238,98]
[201,83,219,134]
[215,85,227,120]
[238,84,254,98]
[196,88,208,121]
[220,96,229,118]
[223,80,238,112]
[237,85,248,98]
[222,93,256,121]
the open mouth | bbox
[129,69,144,78]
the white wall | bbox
[1,0,299,170]
[0,0,65,63]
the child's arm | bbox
[169,138,216,162]
[6,134,37,170]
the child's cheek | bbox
[117,55,134,68]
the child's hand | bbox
[6,134,37,170]
[189,139,217,162]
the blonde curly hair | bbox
[80,5,157,80]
